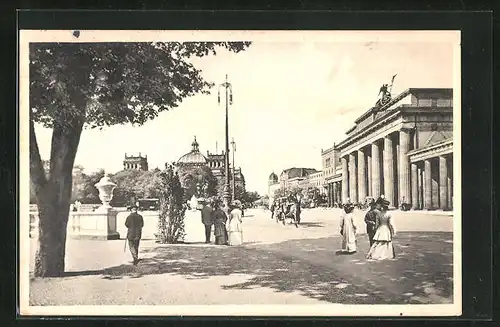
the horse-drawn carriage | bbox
[273,197,300,228]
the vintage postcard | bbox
[19,30,461,316]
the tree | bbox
[71,165,86,202]
[244,191,261,205]
[29,41,251,277]
[80,169,105,204]
[156,166,186,244]
[108,169,143,206]
[177,165,218,200]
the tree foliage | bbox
[156,166,186,244]
[177,165,218,200]
[30,42,251,129]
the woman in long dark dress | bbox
[212,200,229,245]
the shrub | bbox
[156,165,187,244]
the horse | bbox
[284,202,300,228]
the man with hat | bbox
[125,205,144,265]
[364,198,380,246]
[198,197,214,244]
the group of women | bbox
[339,196,396,260]
[210,199,244,246]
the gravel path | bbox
[29,208,454,306]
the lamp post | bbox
[218,74,233,214]
[230,137,236,201]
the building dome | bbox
[269,172,278,183]
[177,136,207,165]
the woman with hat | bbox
[211,198,229,245]
[227,200,243,246]
[366,197,396,260]
[339,202,357,254]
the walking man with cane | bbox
[125,205,144,265]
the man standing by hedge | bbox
[199,198,214,244]
[125,205,144,265]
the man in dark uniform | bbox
[125,205,144,265]
[364,199,380,246]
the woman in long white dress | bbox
[339,203,357,253]
[227,201,243,246]
[366,197,396,260]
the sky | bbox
[32,32,457,195]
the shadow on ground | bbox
[57,232,453,305]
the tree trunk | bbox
[30,114,84,277]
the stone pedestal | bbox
[68,209,120,240]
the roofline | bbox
[354,88,453,124]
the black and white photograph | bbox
[19,30,461,316]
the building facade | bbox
[334,88,453,210]
[321,145,343,207]
[176,137,246,197]
[123,153,149,171]
[268,167,320,204]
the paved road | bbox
[29,208,454,306]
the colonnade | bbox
[339,129,452,210]
[410,154,453,210]
[326,181,342,207]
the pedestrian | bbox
[125,205,144,265]
[227,200,243,246]
[212,199,229,245]
[364,199,379,246]
[198,198,214,244]
[366,197,396,260]
[339,202,357,254]
[270,200,276,219]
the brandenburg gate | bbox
[333,88,454,210]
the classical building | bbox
[333,88,453,210]
[123,153,148,171]
[321,145,343,206]
[176,137,245,196]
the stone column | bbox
[357,149,366,203]
[399,129,411,205]
[329,184,333,207]
[341,157,349,204]
[424,159,432,210]
[439,156,448,210]
[418,167,423,209]
[332,183,336,206]
[383,136,395,207]
[348,153,358,203]
[411,163,419,209]
[447,156,453,210]
[371,141,381,199]
[367,153,372,197]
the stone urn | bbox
[94,176,117,212]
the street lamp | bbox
[218,74,233,214]
[230,137,236,201]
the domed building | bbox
[173,136,246,198]
[176,137,207,166]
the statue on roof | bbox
[375,74,397,108]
